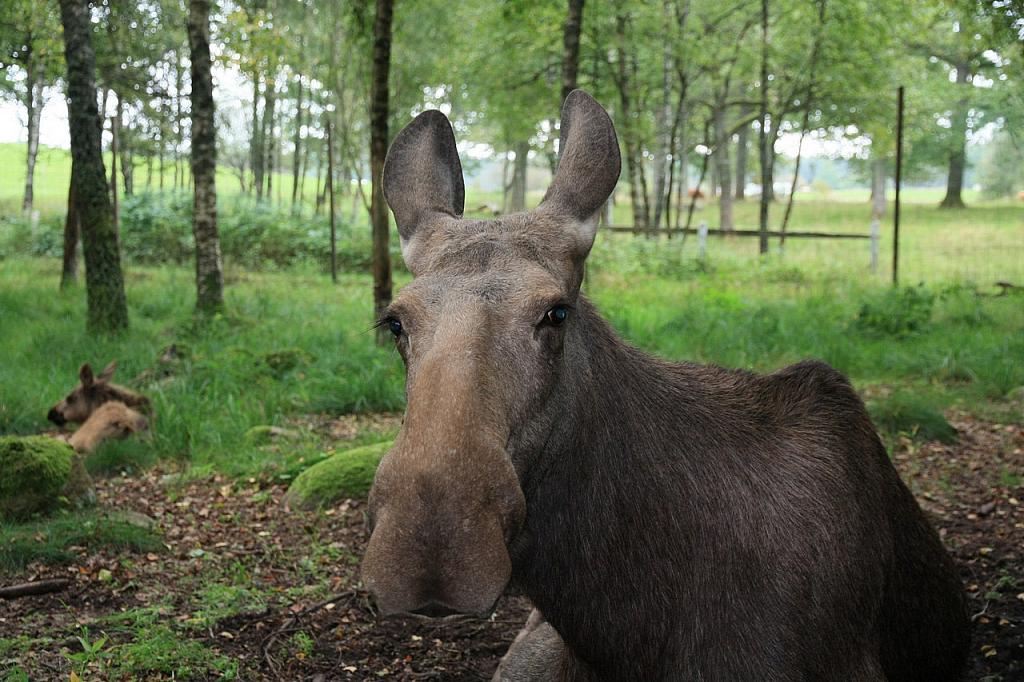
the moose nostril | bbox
[409,601,461,618]
[47,409,65,426]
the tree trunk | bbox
[713,105,734,232]
[174,48,184,190]
[560,0,585,105]
[614,13,648,231]
[264,82,276,200]
[734,113,749,199]
[314,145,324,216]
[110,105,119,235]
[251,74,264,198]
[327,119,337,283]
[291,75,304,207]
[369,0,394,345]
[651,0,673,230]
[871,156,886,219]
[188,0,224,314]
[119,104,133,196]
[61,178,80,289]
[758,0,770,254]
[59,0,128,332]
[509,142,529,212]
[939,63,969,209]
[22,68,43,216]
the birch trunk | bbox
[59,0,128,332]
[22,69,43,216]
[188,0,224,314]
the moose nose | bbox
[47,409,65,426]
[409,601,462,618]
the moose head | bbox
[361,91,620,617]
[66,400,151,454]
[47,361,151,426]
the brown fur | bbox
[362,91,970,680]
[64,401,150,454]
[48,361,150,426]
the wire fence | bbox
[596,193,1024,289]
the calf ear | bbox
[383,110,464,272]
[540,90,621,257]
[79,363,94,387]
[98,361,117,382]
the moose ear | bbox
[540,90,621,257]
[98,360,117,382]
[383,110,464,270]
[79,363,94,387]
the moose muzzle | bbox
[362,436,525,618]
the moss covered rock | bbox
[284,441,393,509]
[0,436,74,520]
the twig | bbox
[0,578,70,600]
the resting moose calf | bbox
[361,91,970,680]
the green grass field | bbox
[1,255,1021,477]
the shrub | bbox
[283,440,392,509]
[0,436,73,520]
[855,286,935,337]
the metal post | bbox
[698,220,708,260]
[870,218,880,273]
[893,86,904,286]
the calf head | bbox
[48,361,150,426]
[362,91,620,617]
[67,400,151,454]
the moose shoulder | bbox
[362,91,970,681]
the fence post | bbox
[893,85,904,286]
[698,220,708,260]
[870,218,880,273]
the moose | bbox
[48,361,150,428]
[361,91,970,680]
[60,400,150,454]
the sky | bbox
[0,64,996,162]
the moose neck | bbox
[510,294,718,675]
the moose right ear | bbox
[79,363,94,388]
[98,360,117,383]
[383,110,465,271]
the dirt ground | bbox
[1,414,1021,680]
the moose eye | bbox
[545,305,570,327]
[387,318,403,337]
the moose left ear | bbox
[79,363,95,387]
[98,361,117,382]
[383,110,465,271]
[539,90,621,258]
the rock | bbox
[283,441,393,510]
[102,509,157,530]
[978,502,996,517]
[0,436,74,520]
[245,425,301,444]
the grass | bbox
[0,250,1021,484]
